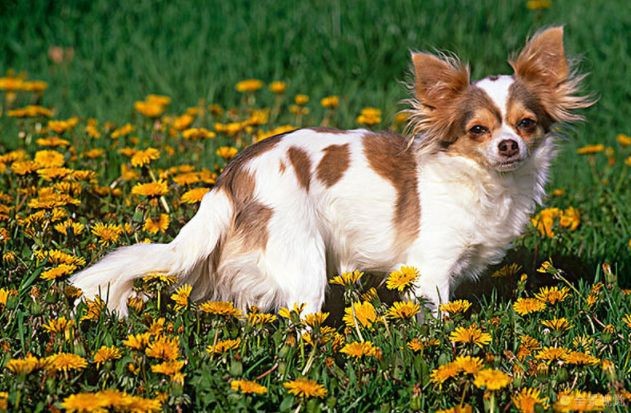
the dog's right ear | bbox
[409,52,470,142]
[411,52,470,111]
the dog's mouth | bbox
[495,159,523,172]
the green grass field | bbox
[0,0,630,411]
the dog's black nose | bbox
[498,139,519,158]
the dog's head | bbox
[408,26,594,172]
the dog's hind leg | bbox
[260,213,328,315]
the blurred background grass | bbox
[0,0,629,282]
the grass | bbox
[0,0,630,411]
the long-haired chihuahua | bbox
[71,27,593,316]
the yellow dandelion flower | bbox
[11,160,38,175]
[537,260,555,274]
[320,96,339,109]
[181,187,210,204]
[342,301,377,329]
[130,147,160,167]
[513,297,546,316]
[144,214,170,234]
[135,100,166,118]
[329,270,364,286]
[450,324,492,347]
[207,338,241,354]
[356,107,382,126]
[171,114,195,131]
[83,148,104,159]
[34,150,65,168]
[440,299,472,314]
[430,362,461,385]
[562,351,600,366]
[143,272,178,286]
[304,312,329,328]
[512,387,549,412]
[454,355,484,374]
[386,266,419,291]
[559,207,580,230]
[42,353,87,373]
[268,81,287,94]
[131,181,168,197]
[35,249,86,266]
[151,360,185,376]
[91,222,124,245]
[534,346,569,361]
[623,314,631,328]
[407,337,440,353]
[294,94,309,105]
[473,368,510,391]
[170,284,192,311]
[517,335,541,360]
[435,404,473,413]
[283,377,327,398]
[340,341,379,358]
[231,379,268,395]
[247,312,277,325]
[0,288,8,306]
[387,301,420,320]
[199,300,242,318]
[80,296,106,321]
[534,286,570,304]
[235,79,263,93]
[5,355,40,375]
[109,123,134,139]
[182,127,216,140]
[146,335,180,360]
[42,316,74,335]
[47,117,79,134]
[36,136,70,147]
[7,105,53,118]
[123,332,152,351]
[61,392,110,412]
[172,172,201,186]
[491,263,522,278]
[617,133,631,147]
[541,317,571,332]
[93,346,122,367]
[278,303,306,319]
[216,146,238,160]
[41,263,77,281]
[554,390,612,412]
[576,144,605,155]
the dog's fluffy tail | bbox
[70,189,233,316]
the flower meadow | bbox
[0,70,630,413]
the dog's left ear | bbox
[510,26,595,122]
[510,26,568,86]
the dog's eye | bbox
[469,125,488,135]
[518,118,536,130]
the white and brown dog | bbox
[71,27,592,316]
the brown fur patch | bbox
[307,127,348,134]
[317,144,351,187]
[279,161,287,174]
[233,201,274,250]
[288,147,312,191]
[510,27,568,86]
[214,133,290,252]
[362,132,420,251]
[507,80,553,133]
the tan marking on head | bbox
[307,127,348,134]
[362,132,420,252]
[316,143,351,187]
[287,146,312,191]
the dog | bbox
[71,26,592,316]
